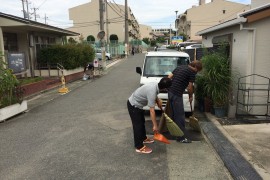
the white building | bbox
[197,1,270,118]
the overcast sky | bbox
[0,0,251,29]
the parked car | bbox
[96,49,111,60]
[185,44,203,49]
[136,50,194,114]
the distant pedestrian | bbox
[127,77,172,154]
[167,60,202,143]
[131,47,135,55]
[83,63,94,80]
[84,62,94,73]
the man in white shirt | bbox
[127,77,172,154]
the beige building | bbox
[139,24,152,39]
[176,0,250,41]
[67,0,140,43]
[197,1,270,118]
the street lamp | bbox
[175,10,178,36]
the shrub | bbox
[0,53,24,108]
[39,44,95,70]
[201,45,232,107]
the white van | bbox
[136,50,194,115]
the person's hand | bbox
[189,97,193,103]
[156,98,163,110]
[153,125,159,133]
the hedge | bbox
[39,44,95,70]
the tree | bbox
[68,37,77,44]
[87,35,95,42]
[179,33,188,41]
[156,37,166,44]
[110,34,118,43]
[142,38,150,45]
[150,39,156,47]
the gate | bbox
[236,74,270,122]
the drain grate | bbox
[201,122,262,180]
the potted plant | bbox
[201,45,232,117]
[195,71,213,113]
[194,74,207,112]
[0,53,27,122]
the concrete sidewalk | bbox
[201,112,270,179]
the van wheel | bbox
[144,110,150,115]
[185,112,192,117]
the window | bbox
[3,33,18,52]
[143,56,189,76]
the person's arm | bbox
[167,73,173,79]
[149,107,158,133]
[187,82,194,102]
[156,98,163,111]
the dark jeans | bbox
[127,100,147,149]
[168,91,186,137]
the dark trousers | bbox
[127,100,147,149]
[168,91,186,136]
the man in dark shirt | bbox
[168,60,202,143]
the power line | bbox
[37,0,47,9]
[106,1,124,18]
[111,0,125,16]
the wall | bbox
[0,28,4,57]
[17,33,29,77]
[185,1,250,40]
[201,16,270,117]
[139,24,152,39]
[251,18,270,78]
[251,0,270,8]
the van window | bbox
[143,56,189,77]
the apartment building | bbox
[139,24,152,39]
[67,0,140,43]
[176,0,250,41]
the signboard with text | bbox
[171,36,183,45]
[7,53,26,73]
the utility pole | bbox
[21,0,26,18]
[32,7,39,21]
[26,0,30,19]
[125,0,128,57]
[99,0,106,70]
[105,0,109,49]
[169,24,172,45]
[45,14,48,24]
[175,10,178,36]
[99,0,104,31]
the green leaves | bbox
[39,44,95,70]
[0,53,21,108]
[200,46,232,107]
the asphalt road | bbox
[0,53,232,179]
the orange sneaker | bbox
[135,146,152,154]
[143,138,154,144]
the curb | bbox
[200,112,265,180]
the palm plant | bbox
[201,45,232,108]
